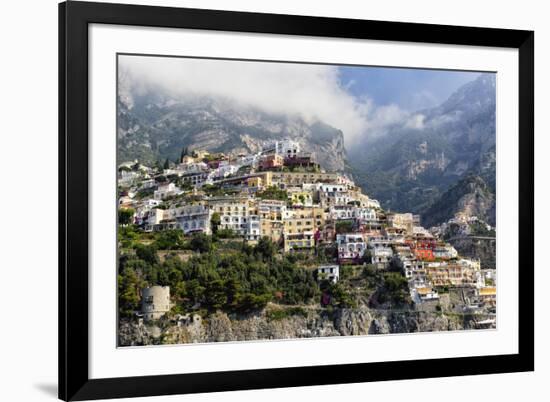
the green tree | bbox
[236,293,272,312]
[330,282,357,308]
[154,230,186,250]
[254,237,276,261]
[185,279,205,303]
[155,160,163,172]
[180,146,189,161]
[382,272,410,306]
[361,249,372,264]
[118,208,135,226]
[335,220,354,234]
[118,266,145,316]
[163,158,170,170]
[189,233,212,253]
[205,279,227,310]
[224,278,242,307]
[256,186,288,201]
[135,243,159,265]
[210,212,221,235]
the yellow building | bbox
[247,176,263,188]
[284,231,315,252]
[253,171,273,188]
[271,172,338,187]
[283,206,325,250]
[258,200,286,243]
[283,206,325,235]
[425,262,479,287]
[478,286,496,306]
[207,196,258,235]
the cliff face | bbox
[119,307,482,346]
[450,237,497,269]
[349,73,496,224]
[117,82,347,172]
[421,175,496,228]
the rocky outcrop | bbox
[333,308,372,336]
[450,237,497,269]
[118,306,479,346]
[421,175,495,227]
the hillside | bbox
[349,73,496,225]
[421,175,495,228]
[117,76,347,172]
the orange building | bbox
[409,238,436,261]
[259,154,284,170]
[414,247,435,261]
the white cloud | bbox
[405,114,425,130]
[119,55,415,144]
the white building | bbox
[317,183,347,194]
[356,207,377,222]
[212,164,239,179]
[142,199,161,208]
[208,197,255,237]
[364,198,381,209]
[433,244,458,259]
[179,170,210,187]
[412,286,439,303]
[329,205,356,220]
[274,139,301,158]
[336,233,366,261]
[176,204,213,235]
[317,265,340,283]
[317,183,352,207]
[258,199,287,217]
[244,215,261,241]
[118,170,140,186]
[139,179,156,190]
[238,153,261,168]
[144,208,165,230]
[372,247,394,266]
[154,182,179,200]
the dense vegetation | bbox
[118,225,413,320]
[118,226,320,317]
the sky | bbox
[339,66,480,112]
[119,55,481,144]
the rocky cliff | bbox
[119,306,483,346]
[421,175,496,228]
[117,79,347,172]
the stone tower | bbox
[141,286,171,321]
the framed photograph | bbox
[59,1,534,400]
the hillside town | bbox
[118,139,496,335]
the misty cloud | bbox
[118,55,420,145]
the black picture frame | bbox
[59,1,534,400]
